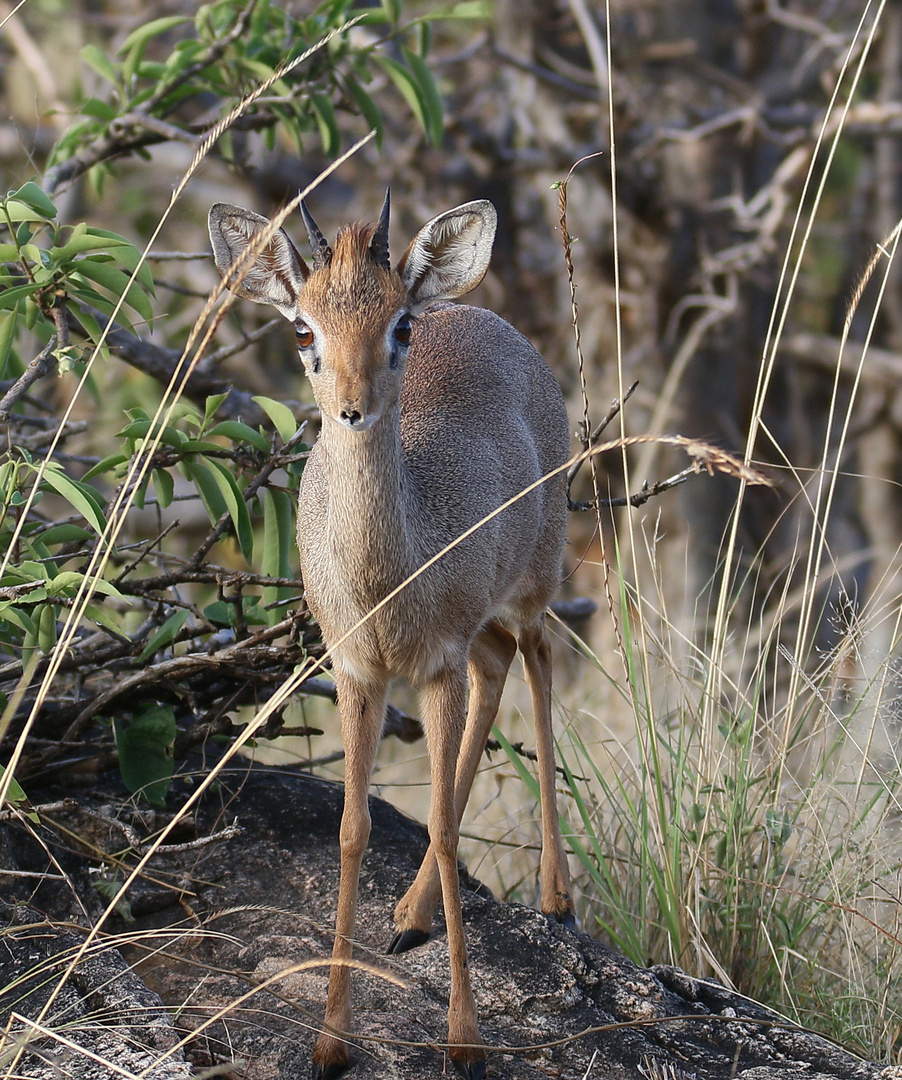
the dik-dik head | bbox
[208,194,497,431]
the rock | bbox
[0,766,888,1079]
[0,902,191,1079]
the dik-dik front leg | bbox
[311,671,387,1080]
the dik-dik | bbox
[208,194,574,1079]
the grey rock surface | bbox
[1,766,894,1080]
[0,902,191,1079]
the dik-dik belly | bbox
[312,586,470,687]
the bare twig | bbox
[566,380,639,505]
[569,464,696,512]
[0,338,58,423]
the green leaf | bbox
[72,257,154,327]
[179,438,228,454]
[202,600,233,627]
[0,764,40,823]
[69,282,130,327]
[84,602,125,636]
[114,705,176,807]
[260,487,294,580]
[260,487,296,620]
[414,19,432,57]
[91,873,133,922]
[110,242,156,295]
[3,199,53,223]
[119,15,192,55]
[38,523,93,546]
[0,604,37,637]
[0,308,19,380]
[138,609,191,662]
[0,283,40,312]
[378,55,434,144]
[40,467,107,535]
[80,97,119,121]
[310,94,340,157]
[82,451,130,480]
[54,229,128,260]
[183,457,226,525]
[153,467,174,509]
[76,226,134,243]
[8,182,58,220]
[252,395,298,443]
[402,48,444,146]
[204,456,254,563]
[203,596,267,628]
[81,42,120,85]
[118,417,186,449]
[345,77,384,150]
[46,570,122,600]
[37,602,57,654]
[206,420,270,454]
[71,303,103,344]
[202,392,229,430]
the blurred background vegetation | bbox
[4,0,902,1062]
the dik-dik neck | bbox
[316,403,422,578]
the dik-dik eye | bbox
[394,316,412,347]
[296,322,314,350]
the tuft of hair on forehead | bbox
[301,220,408,322]
[329,221,381,270]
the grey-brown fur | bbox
[298,301,569,687]
[208,197,575,1080]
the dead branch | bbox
[64,304,308,426]
[570,464,696,513]
[569,432,772,513]
[0,338,58,424]
[566,380,639,507]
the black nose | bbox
[340,407,362,426]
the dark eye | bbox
[394,317,412,347]
[296,322,314,349]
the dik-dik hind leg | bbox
[421,662,485,1079]
[519,617,574,926]
[311,672,387,1080]
[389,620,517,954]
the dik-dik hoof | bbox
[310,1061,350,1080]
[554,910,578,932]
[451,1056,487,1080]
[387,927,431,954]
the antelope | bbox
[208,193,574,1079]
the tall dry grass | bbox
[5,0,902,1071]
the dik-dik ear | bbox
[397,200,496,308]
[208,203,308,320]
